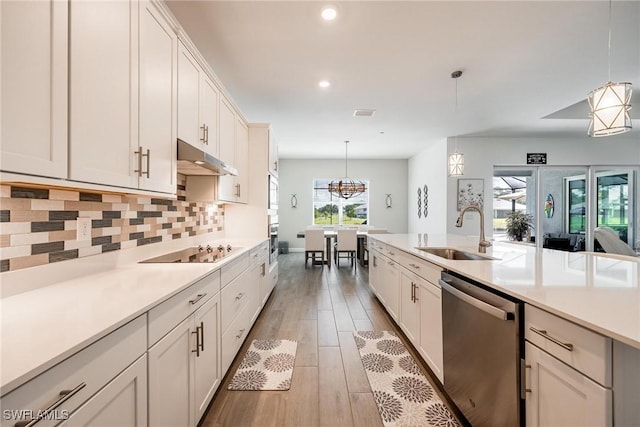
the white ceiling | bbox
[165,0,640,159]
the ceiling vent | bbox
[353,109,376,117]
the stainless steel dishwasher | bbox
[440,271,523,427]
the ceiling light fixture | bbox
[448,70,464,176]
[328,141,365,199]
[319,80,331,89]
[588,0,632,137]
[321,6,337,21]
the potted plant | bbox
[505,211,534,241]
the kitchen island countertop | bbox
[368,233,640,350]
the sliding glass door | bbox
[594,169,634,246]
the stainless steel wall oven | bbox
[268,215,278,264]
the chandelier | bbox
[588,0,632,137]
[328,141,365,199]
[448,70,464,176]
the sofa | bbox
[543,232,585,252]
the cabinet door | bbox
[69,0,138,188]
[268,129,278,177]
[235,118,249,203]
[139,0,177,194]
[418,280,443,383]
[177,42,202,148]
[148,317,195,427]
[525,342,612,427]
[61,355,147,427]
[218,97,235,165]
[399,270,420,344]
[200,76,219,158]
[194,294,220,423]
[1,0,68,178]
[369,250,382,296]
[383,258,400,321]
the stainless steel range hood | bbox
[177,139,238,176]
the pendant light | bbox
[588,0,632,137]
[328,141,365,199]
[448,70,464,176]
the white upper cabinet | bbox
[139,0,178,193]
[69,0,176,194]
[218,97,236,166]
[218,97,249,203]
[0,0,68,178]
[268,129,278,177]
[234,117,249,203]
[177,41,219,158]
[69,0,139,188]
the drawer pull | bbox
[520,359,532,399]
[15,382,86,427]
[235,292,245,301]
[388,251,395,256]
[189,293,207,305]
[409,263,420,269]
[236,328,246,339]
[529,327,574,351]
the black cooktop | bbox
[140,245,233,263]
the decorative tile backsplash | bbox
[0,175,223,272]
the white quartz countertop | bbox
[0,237,266,396]
[369,234,640,350]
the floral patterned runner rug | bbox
[227,339,297,391]
[353,331,460,427]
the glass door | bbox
[593,169,635,249]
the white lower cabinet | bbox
[525,342,612,427]
[148,293,220,427]
[60,355,147,427]
[369,249,383,297]
[374,252,400,321]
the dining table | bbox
[296,230,369,268]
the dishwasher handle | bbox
[440,279,514,321]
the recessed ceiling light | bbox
[353,109,376,117]
[318,80,331,89]
[321,7,337,21]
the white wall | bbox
[278,159,408,250]
[407,138,448,234]
[416,132,640,239]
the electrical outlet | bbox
[77,217,92,241]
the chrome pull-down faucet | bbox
[456,204,492,253]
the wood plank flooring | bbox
[201,253,459,427]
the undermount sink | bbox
[416,247,497,261]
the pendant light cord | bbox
[344,141,349,177]
[607,0,612,82]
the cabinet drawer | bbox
[0,316,146,427]
[249,241,269,264]
[525,305,612,386]
[221,252,250,289]
[220,269,253,333]
[148,270,220,346]
[398,251,441,284]
[368,239,385,253]
[221,300,253,373]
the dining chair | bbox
[305,228,326,268]
[594,227,637,257]
[334,229,357,268]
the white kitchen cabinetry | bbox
[0,316,147,427]
[417,278,443,383]
[399,269,421,344]
[69,0,176,194]
[0,0,68,179]
[369,242,400,321]
[524,305,613,426]
[268,128,279,177]
[219,112,249,204]
[250,242,270,315]
[148,271,221,427]
[177,41,219,158]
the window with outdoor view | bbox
[312,178,369,225]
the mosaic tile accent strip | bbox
[0,175,223,272]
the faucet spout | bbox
[456,204,492,253]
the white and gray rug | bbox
[227,339,297,391]
[353,330,460,427]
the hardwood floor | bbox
[201,253,458,427]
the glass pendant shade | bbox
[448,151,464,176]
[588,81,632,136]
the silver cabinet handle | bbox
[261,263,266,276]
[134,149,143,177]
[409,263,420,269]
[410,282,415,302]
[373,256,377,267]
[205,124,209,145]
[388,251,395,256]
[143,148,150,178]
[235,292,245,301]
[200,124,206,143]
[520,359,532,399]
[189,293,207,305]
[440,279,513,321]
[387,261,394,266]
[192,328,200,357]
[199,321,204,352]
[529,327,574,351]
[236,328,245,339]
[15,382,86,427]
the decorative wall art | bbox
[457,179,484,211]
[385,194,393,208]
[423,185,429,218]
[417,187,422,218]
[544,193,554,218]
[290,194,298,208]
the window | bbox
[565,176,586,234]
[597,171,630,243]
[312,178,369,225]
